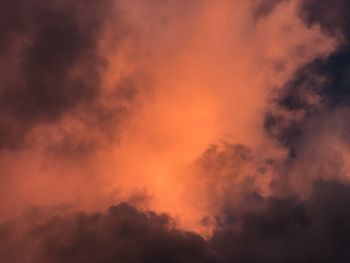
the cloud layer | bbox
[3,179,350,263]
[1,0,350,262]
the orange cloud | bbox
[0,0,338,236]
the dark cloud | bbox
[264,54,350,157]
[0,203,214,263]
[263,60,326,157]
[41,72,151,160]
[209,179,350,263]
[2,180,350,263]
[0,0,114,150]
[264,111,302,158]
[264,0,350,156]
[300,0,350,39]
[298,0,350,106]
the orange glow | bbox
[0,0,338,235]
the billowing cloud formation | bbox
[0,0,113,149]
[0,0,139,221]
[1,203,212,263]
[266,0,350,152]
[1,0,350,262]
[2,179,350,263]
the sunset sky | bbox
[1,0,350,262]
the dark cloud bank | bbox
[0,0,107,149]
[0,0,138,154]
[1,179,350,263]
[265,0,350,156]
[2,0,350,262]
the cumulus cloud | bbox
[0,0,112,148]
[1,0,350,262]
[2,179,350,263]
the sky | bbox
[1,0,350,262]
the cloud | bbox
[1,3,350,263]
[0,0,119,149]
[0,0,339,228]
[2,179,350,263]
[300,0,350,39]
[0,203,212,263]
[210,179,350,263]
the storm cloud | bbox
[2,179,350,263]
[1,0,350,262]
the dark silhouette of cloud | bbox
[2,180,350,263]
[264,0,350,157]
[0,0,114,149]
[0,203,214,263]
